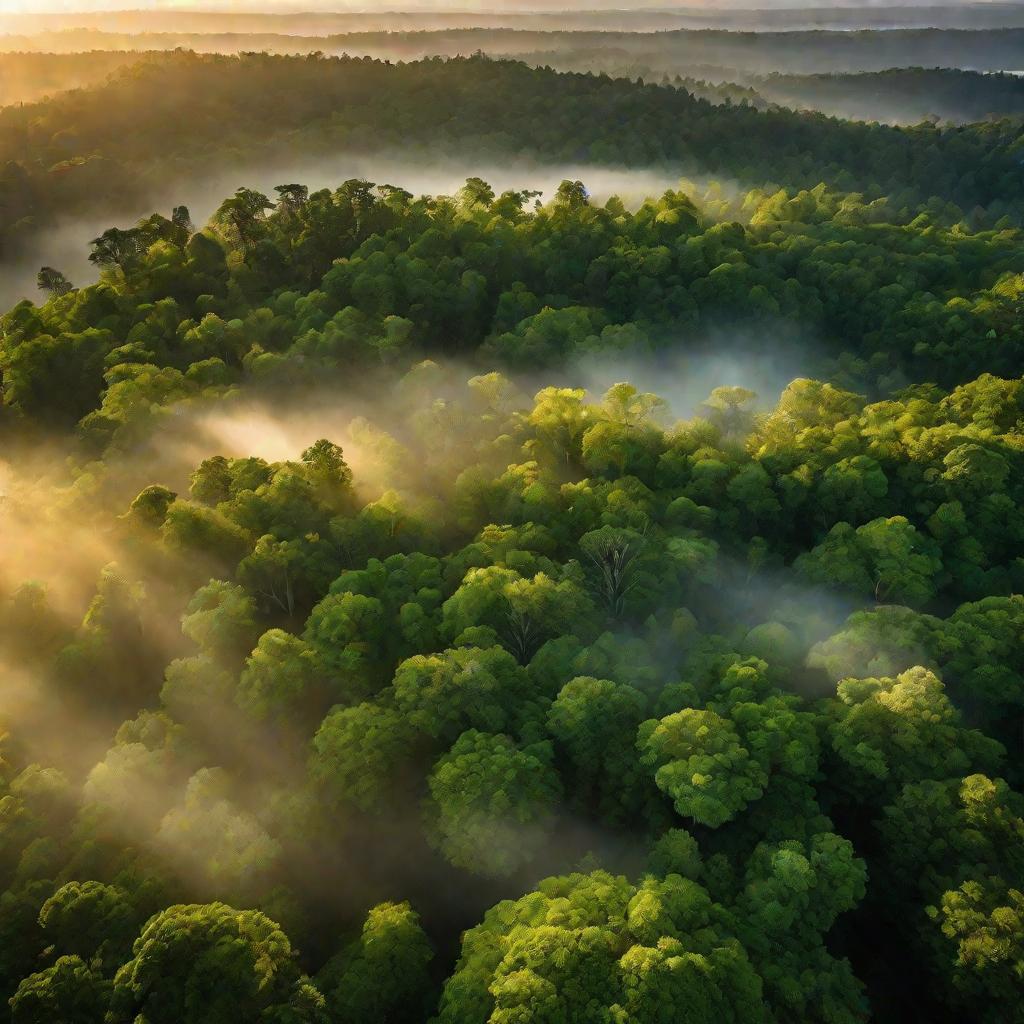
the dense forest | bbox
[1,50,1021,152]
[515,56,1024,125]
[3,51,1024,267]
[754,68,1024,125]
[0,11,1022,1024]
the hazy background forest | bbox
[0,4,1022,1024]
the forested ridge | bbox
[6,25,1024,72]
[755,67,1024,125]
[0,36,1022,1024]
[3,52,1024,264]
[516,57,1024,125]
[0,50,165,106]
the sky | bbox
[0,0,1006,13]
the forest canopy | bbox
[3,51,1024,267]
[0,20,1022,1024]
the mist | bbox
[6,5,1024,34]
[0,345,836,904]
[2,158,699,308]
[0,17,1015,1020]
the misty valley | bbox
[0,5,1022,1024]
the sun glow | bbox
[0,0,304,13]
